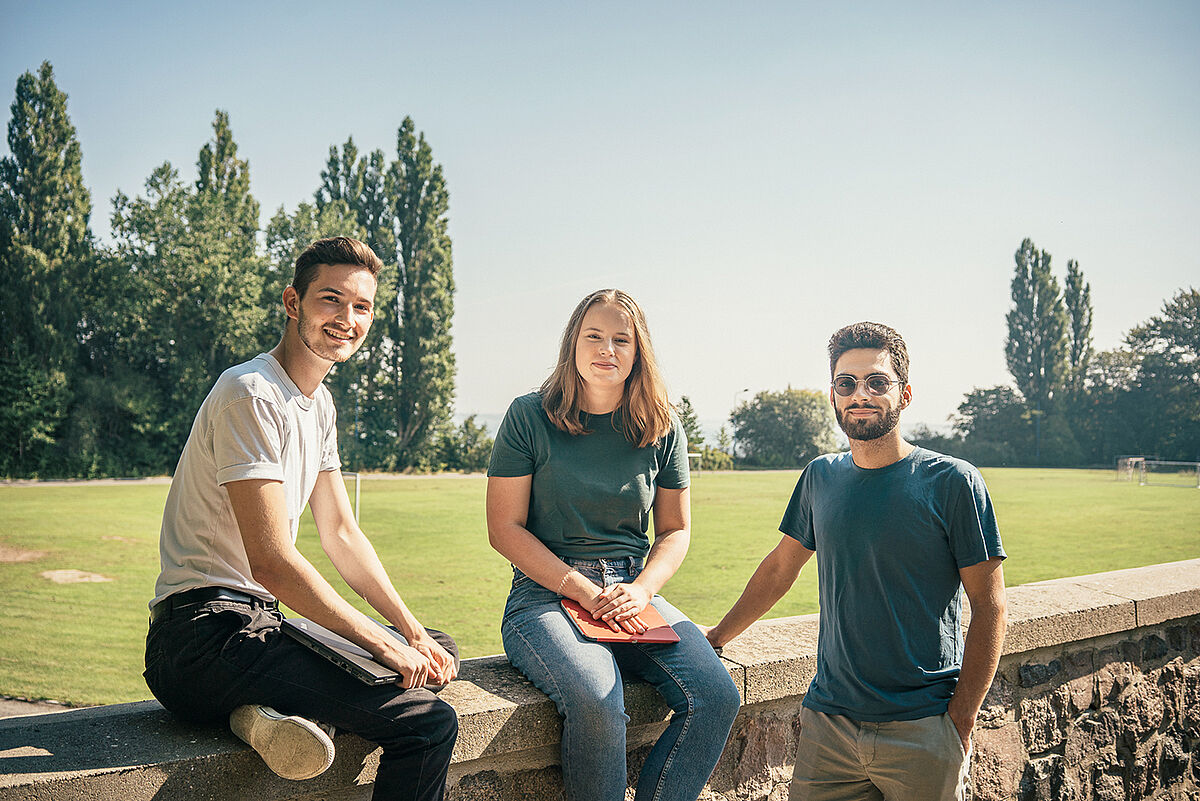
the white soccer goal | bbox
[1116,456,1145,481]
[1138,460,1200,489]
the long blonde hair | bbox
[540,289,673,448]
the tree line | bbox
[914,240,1197,466]
[689,241,1198,470]
[3,63,1194,478]
[1,61,474,478]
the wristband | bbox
[556,569,577,596]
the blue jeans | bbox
[501,557,741,801]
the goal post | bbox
[1116,456,1144,481]
[1138,460,1200,489]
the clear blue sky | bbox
[4,1,1198,434]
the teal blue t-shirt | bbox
[488,392,690,560]
[780,447,1005,721]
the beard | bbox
[297,308,356,363]
[835,402,902,442]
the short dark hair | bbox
[292,237,383,298]
[828,321,910,385]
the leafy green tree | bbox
[697,446,734,471]
[197,111,259,245]
[676,396,705,450]
[951,386,1028,465]
[1063,259,1093,397]
[1075,348,1148,463]
[1125,288,1200,460]
[907,423,965,456]
[730,388,836,468]
[435,415,494,473]
[0,61,92,476]
[317,138,395,260]
[103,113,270,469]
[1005,238,1068,411]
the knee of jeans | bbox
[710,672,743,717]
[561,688,628,741]
[690,672,742,728]
[427,698,459,747]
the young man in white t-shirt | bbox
[145,237,458,801]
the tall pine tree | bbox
[1063,259,1093,397]
[309,119,456,469]
[1004,237,1068,411]
[0,61,92,476]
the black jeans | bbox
[144,597,459,801]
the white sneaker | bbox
[229,704,335,781]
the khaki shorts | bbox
[790,706,969,801]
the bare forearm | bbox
[709,553,802,646]
[324,530,425,639]
[490,522,600,603]
[948,602,1007,733]
[253,547,398,653]
[633,529,689,596]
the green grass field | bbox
[0,468,1195,706]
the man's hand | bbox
[946,699,974,753]
[377,641,435,690]
[697,623,725,651]
[410,632,458,686]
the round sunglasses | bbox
[832,375,904,397]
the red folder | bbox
[560,598,681,644]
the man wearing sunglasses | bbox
[705,321,1007,801]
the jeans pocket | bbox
[511,565,533,588]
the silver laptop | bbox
[281,617,408,685]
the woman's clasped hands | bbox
[588,581,652,635]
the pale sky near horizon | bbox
[3,1,1198,435]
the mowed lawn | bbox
[0,468,1195,706]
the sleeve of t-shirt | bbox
[946,465,1006,568]
[488,397,538,477]
[320,397,341,473]
[655,414,690,490]
[213,395,289,485]
[779,464,816,550]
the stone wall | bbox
[1,559,1197,801]
[974,623,1199,801]
[969,564,1200,801]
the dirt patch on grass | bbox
[101,535,143,544]
[0,545,46,563]
[40,569,113,584]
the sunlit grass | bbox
[0,468,1194,705]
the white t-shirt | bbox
[152,353,341,607]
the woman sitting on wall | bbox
[486,288,741,801]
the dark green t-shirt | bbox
[487,392,690,560]
[780,447,1006,721]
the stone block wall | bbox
[972,622,1200,801]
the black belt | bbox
[149,587,277,624]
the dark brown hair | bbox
[293,237,383,298]
[828,321,910,385]
[540,289,672,448]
